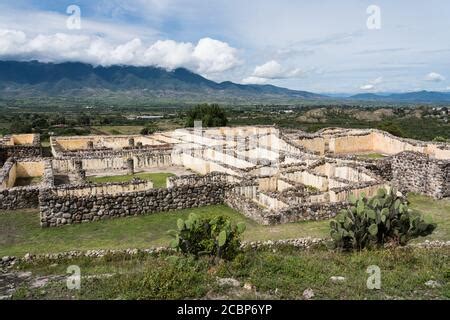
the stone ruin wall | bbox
[291,129,449,159]
[1,127,448,227]
[0,157,53,210]
[39,173,230,227]
[223,184,348,225]
[0,134,41,164]
[390,151,449,199]
[52,150,173,174]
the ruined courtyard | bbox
[0,127,449,227]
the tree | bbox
[140,122,158,135]
[10,119,32,134]
[77,114,91,127]
[185,104,228,127]
[377,121,404,137]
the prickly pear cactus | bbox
[330,188,436,251]
[168,213,246,261]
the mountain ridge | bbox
[0,60,324,102]
[1,60,450,103]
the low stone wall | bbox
[224,191,271,225]
[390,151,449,199]
[266,202,347,225]
[224,185,347,225]
[0,134,41,164]
[0,145,41,163]
[51,180,154,197]
[39,180,228,227]
[0,159,15,189]
[167,172,241,188]
[0,187,40,210]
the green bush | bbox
[330,188,436,251]
[141,123,158,136]
[185,104,228,127]
[168,213,246,261]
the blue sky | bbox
[0,0,449,93]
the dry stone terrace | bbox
[0,126,449,227]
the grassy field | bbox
[0,194,448,257]
[11,246,450,300]
[409,193,450,241]
[87,172,175,188]
[0,205,328,257]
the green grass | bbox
[87,172,175,188]
[408,193,450,242]
[0,205,328,257]
[0,194,448,257]
[12,246,450,300]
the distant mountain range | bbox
[0,60,449,104]
[0,60,323,103]
[348,91,450,103]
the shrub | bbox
[140,125,157,135]
[167,213,246,261]
[433,136,448,143]
[330,188,436,251]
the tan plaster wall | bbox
[295,137,326,154]
[282,171,328,191]
[329,183,388,202]
[258,193,288,210]
[257,176,278,192]
[330,134,374,154]
[334,166,375,182]
[56,139,92,150]
[16,161,44,177]
[12,134,36,145]
[277,179,295,192]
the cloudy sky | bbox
[0,0,449,93]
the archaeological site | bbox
[1,127,449,228]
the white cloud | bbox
[253,60,284,78]
[143,40,195,70]
[192,38,242,74]
[425,72,445,82]
[0,28,241,75]
[241,76,268,84]
[360,84,375,90]
[360,76,383,91]
[242,60,305,84]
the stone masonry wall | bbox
[0,187,40,210]
[390,151,449,199]
[39,182,228,227]
[0,145,42,164]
